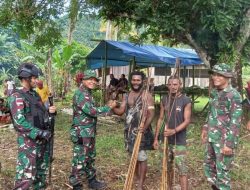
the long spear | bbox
[123,67,152,190]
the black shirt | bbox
[161,94,191,145]
[110,78,119,86]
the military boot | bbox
[211,185,219,190]
[88,177,106,189]
[73,183,83,190]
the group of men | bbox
[8,62,243,190]
[106,73,128,100]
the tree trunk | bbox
[231,8,250,95]
[47,49,53,96]
[105,20,112,40]
[62,0,79,97]
[185,33,211,68]
[231,57,243,95]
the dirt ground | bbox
[1,111,250,190]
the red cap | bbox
[36,80,43,88]
[75,72,84,84]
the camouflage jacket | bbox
[72,86,111,138]
[203,85,242,149]
[9,87,44,139]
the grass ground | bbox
[1,101,250,190]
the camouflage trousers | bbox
[69,137,96,186]
[13,136,49,190]
[204,142,234,190]
[167,144,188,175]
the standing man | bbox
[153,76,191,190]
[9,63,56,190]
[106,74,119,100]
[6,78,16,96]
[69,69,117,190]
[201,63,242,190]
[36,80,50,108]
[112,71,155,190]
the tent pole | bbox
[128,56,136,85]
[183,66,186,89]
[192,65,195,86]
[102,41,108,105]
[164,68,166,85]
[192,65,195,111]
[132,56,136,72]
[129,59,132,81]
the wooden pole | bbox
[183,66,186,89]
[102,41,108,105]
[192,65,195,111]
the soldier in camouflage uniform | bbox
[201,63,242,190]
[9,63,56,190]
[69,70,116,190]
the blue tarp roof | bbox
[86,40,202,69]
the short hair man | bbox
[9,63,56,189]
[106,74,119,100]
[201,63,242,190]
[112,71,155,190]
[115,74,129,99]
[153,76,191,190]
[6,78,15,96]
[69,69,117,190]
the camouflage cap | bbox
[83,69,99,81]
[211,63,234,78]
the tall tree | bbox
[0,29,21,78]
[88,0,250,90]
[0,0,64,49]
[62,0,80,97]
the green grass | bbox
[154,94,209,113]
[193,96,209,112]
[1,102,250,189]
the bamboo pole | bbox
[161,135,168,190]
[123,132,143,190]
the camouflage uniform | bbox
[69,70,111,187]
[9,87,50,190]
[203,63,242,190]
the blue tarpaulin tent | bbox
[86,40,202,69]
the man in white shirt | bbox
[6,79,15,96]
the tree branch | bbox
[107,12,138,20]
[234,8,250,53]
[185,33,211,68]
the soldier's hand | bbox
[201,130,207,144]
[107,100,117,109]
[222,146,233,155]
[37,130,51,141]
[49,105,56,114]
[153,139,159,150]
